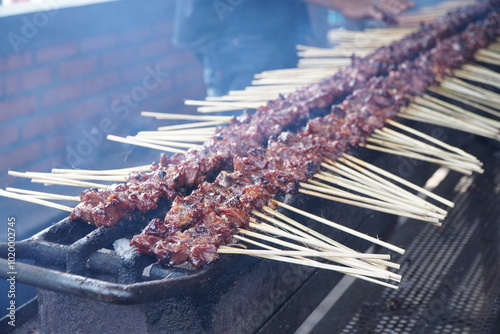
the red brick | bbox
[22,109,67,140]
[6,74,23,95]
[186,83,206,100]
[152,21,173,36]
[79,33,117,52]
[5,67,53,95]
[43,131,67,155]
[120,63,148,84]
[0,141,41,172]
[157,91,185,111]
[0,52,33,73]
[139,39,171,59]
[84,72,120,95]
[59,56,97,79]
[41,81,82,108]
[0,95,37,123]
[23,66,53,90]
[119,26,151,44]
[36,42,77,63]
[157,51,195,72]
[100,46,137,69]
[146,75,175,98]
[0,123,19,147]
[67,96,107,122]
[174,65,203,87]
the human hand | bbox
[373,0,414,17]
[329,0,414,21]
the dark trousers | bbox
[197,36,299,97]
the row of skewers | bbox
[2,1,500,288]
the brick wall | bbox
[0,0,206,247]
[0,0,205,191]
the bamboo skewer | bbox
[398,109,500,140]
[238,228,397,281]
[360,143,472,175]
[235,248,400,289]
[133,135,210,142]
[399,103,500,140]
[260,207,363,254]
[304,180,439,219]
[232,235,399,289]
[417,94,500,129]
[367,128,484,174]
[386,120,482,162]
[299,187,441,226]
[252,210,352,253]
[324,157,449,213]
[8,171,109,188]
[314,168,446,217]
[251,210,400,273]
[475,48,500,65]
[259,206,398,269]
[454,64,500,89]
[307,177,445,220]
[5,187,80,202]
[365,120,488,172]
[340,154,455,207]
[395,92,500,141]
[217,247,390,259]
[248,221,397,275]
[137,128,217,136]
[439,77,500,106]
[184,100,264,112]
[430,86,500,112]
[248,221,401,281]
[367,136,481,172]
[0,189,73,212]
[259,207,401,272]
[9,171,128,183]
[382,119,488,153]
[157,120,229,131]
[368,134,468,164]
[425,88,500,121]
[51,165,152,175]
[141,112,234,122]
[29,178,108,189]
[107,135,188,154]
[316,164,444,215]
[125,137,201,149]
[270,200,406,254]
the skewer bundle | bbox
[189,1,496,112]
[2,2,500,288]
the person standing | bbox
[173,0,413,96]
